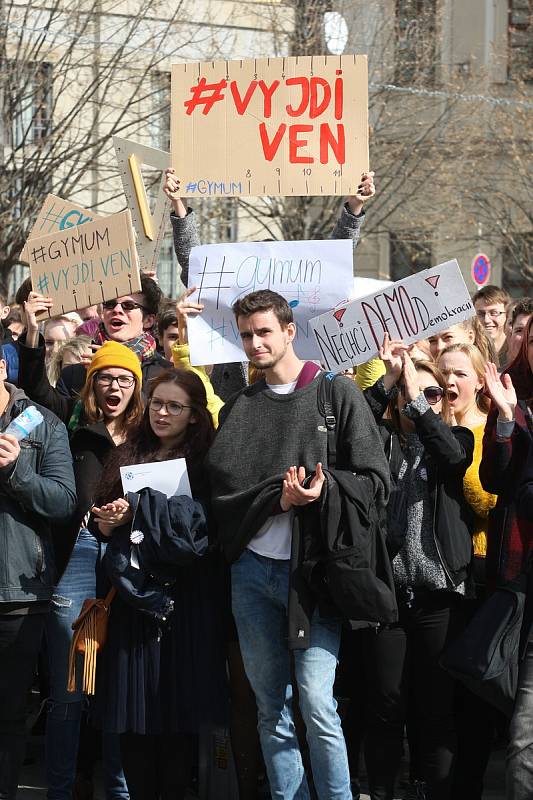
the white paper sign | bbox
[187,239,354,365]
[120,458,192,498]
[309,259,474,372]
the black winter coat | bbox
[364,379,475,587]
[17,333,171,425]
[53,421,115,576]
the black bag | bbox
[316,373,398,625]
[440,575,527,717]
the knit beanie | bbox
[86,341,143,386]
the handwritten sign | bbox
[171,55,368,198]
[20,195,101,264]
[309,260,474,372]
[28,210,141,320]
[187,239,354,366]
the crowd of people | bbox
[0,172,532,800]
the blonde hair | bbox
[459,316,498,365]
[437,342,490,415]
[47,335,92,387]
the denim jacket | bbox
[0,385,77,604]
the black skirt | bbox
[95,552,229,735]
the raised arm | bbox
[164,168,201,288]
[17,292,76,422]
[330,171,375,245]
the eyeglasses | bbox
[149,398,191,416]
[476,310,506,319]
[102,300,146,313]
[398,385,444,405]
[94,373,136,389]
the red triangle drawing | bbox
[425,275,440,289]
[333,308,347,323]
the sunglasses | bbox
[399,385,444,405]
[102,300,146,313]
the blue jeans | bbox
[45,529,128,800]
[231,549,351,800]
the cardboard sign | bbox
[186,239,354,365]
[309,259,474,372]
[113,137,171,272]
[20,194,100,264]
[171,54,368,198]
[28,210,141,320]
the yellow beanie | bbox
[86,341,143,386]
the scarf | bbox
[94,323,157,362]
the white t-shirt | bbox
[247,379,297,560]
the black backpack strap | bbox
[317,371,337,469]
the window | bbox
[389,232,432,281]
[157,233,181,299]
[502,233,533,297]
[10,63,53,148]
[196,198,239,246]
[150,72,170,152]
[508,0,533,81]
[395,0,437,86]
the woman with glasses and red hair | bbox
[360,336,474,800]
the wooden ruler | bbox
[113,137,171,272]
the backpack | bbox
[316,372,398,625]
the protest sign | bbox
[28,210,141,320]
[171,54,368,198]
[20,195,100,264]
[113,136,171,272]
[186,239,354,366]
[309,260,474,372]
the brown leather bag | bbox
[67,586,116,695]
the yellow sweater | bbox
[171,343,224,428]
[355,358,386,391]
[463,423,497,557]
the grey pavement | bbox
[19,732,506,800]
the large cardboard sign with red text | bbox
[171,55,368,198]
[28,211,141,320]
[309,260,474,372]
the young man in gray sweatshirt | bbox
[207,290,389,800]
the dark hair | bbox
[140,274,163,317]
[472,284,510,307]
[5,308,22,325]
[157,309,179,336]
[232,290,293,328]
[15,277,32,306]
[93,368,215,505]
[506,314,533,403]
[510,297,533,328]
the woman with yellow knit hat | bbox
[46,341,144,800]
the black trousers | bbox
[0,613,46,800]
[363,590,462,800]
[120,732,193,800]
